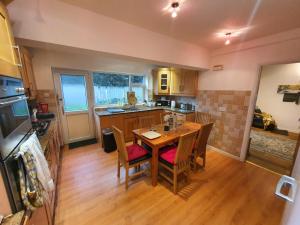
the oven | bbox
[0,75,32,214]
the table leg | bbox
[152,146,159,186]
[133,134,138,144]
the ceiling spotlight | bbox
[225,32,231,45]
[170,2,180,18]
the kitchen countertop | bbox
[95,106,195,116]
[38,119,57,153]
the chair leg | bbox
[117,159,120,178]
[125,165,129,189]
[173,167,177,194]
[149,160,152,179]
[203,151,206,168]
[186,164,191,183]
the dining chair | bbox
[192,122,214,170]
[139,115,155,128]
[158,131,198,194]
[112,126,152,189]
[195,111,213,124]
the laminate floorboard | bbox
[55,143,285,225]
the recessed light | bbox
[225,32,231,45]
[170,2,180,18]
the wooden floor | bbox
[55,143,286,225]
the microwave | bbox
[156,100,170,107]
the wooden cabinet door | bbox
[157,69,171,95]
[139,115,155,128]
[170,69,183,95]
[0,2,21,78]
[154,110,163,125]
[20,47,37,98]
[26,205,50,225]
[186,113,195,122]
[152,70,158,95]
[182,70,198,96]
[124,117,139,141]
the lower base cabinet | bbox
[98,109,195,144]
[25,121,62,225]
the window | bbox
[93,73,145,106]
[61,75,88,112]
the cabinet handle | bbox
[12,45,22,67]
[275,175,297,202]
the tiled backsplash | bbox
[153,95,197,107]
[196,90,251,157]
[36,89,59,114]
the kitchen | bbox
[1,0,300,225]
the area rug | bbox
[250,130,297,161]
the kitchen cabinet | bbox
[25,205,50,225]
[153,68,198,96]
[98,109,163,143]
[20,47,37,99]
[0,2,21,78]
[170,69,198,96]
[26,121,62,225]
[153,68,171,95]
[124,116,140,141]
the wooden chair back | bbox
[194,123,214,155]
[175,131,198,168]
[139,115,155,128]
[195,112,213,124]
[160,111,173,125]
[112,126,128,165]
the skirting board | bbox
[207,145,241,161]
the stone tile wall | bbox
[196,90,251,156]
[36,89,59,114]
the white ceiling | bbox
[60,0,300,50]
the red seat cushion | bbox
[159,146,177,165]
[126,144,148,162]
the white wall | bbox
[198,28,300,160]
[31,48,155,90]
[7,0,209,70]
[256,64,300,133]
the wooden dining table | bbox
[132,121,202,186]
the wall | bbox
[256,63,300,133]
[198,28,300,159]
[31,48,155,90]
[7,0,209,70]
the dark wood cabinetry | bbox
[19,47,37,99]
[152,68,198,96]
[25,121,62,225]
[0,2,21,78]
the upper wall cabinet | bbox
[153,68,198,96]
[0,2,21,78]
[20,47,37,99]
[152,68,171,95]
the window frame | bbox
[92,72,146,107]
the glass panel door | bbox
[60,74,88,112]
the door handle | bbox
[275,175,297,202]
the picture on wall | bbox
[277,84,300,94]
